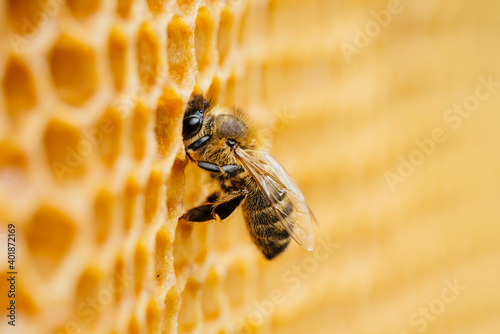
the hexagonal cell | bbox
[237,4,250,45]
[167,15,196,88]
[137,23,160,89]
[183,161,206,207]
[164,286,181,333]
[154,229,173,284]
[108,27,128,92]
[154,89,183,156]
[2,55,37,118]
[224,260,247,309]
[116,0,134,18]
[145,298,161,333]
[192,224,209,264]
[134,241,149,295]
[123,177,140,231]
[112,255,126,303]
[146,0,166,14]
[201,268,221,321]
[75,267,103,326]
[7,0,50,34]
[131,102,150,161]
[128,315,140,334]
[16,285,37,315]
[166,159,185,221]
[44,119,86,181]
[217,7,234,65]
[144,168,162,224]
[66,0,100,18]
[26,206,76,278]
[97,108,122,168]
[194,7,216,74]
[48,34,97,106]
[75,266,100,299]
[176,0,197,16]
[224,73,236,106]
[178,278,201,332]
[94,189,114,244]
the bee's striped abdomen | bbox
[242,186,294,260]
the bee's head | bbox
[214,114,251,151]
[182,95,211,141]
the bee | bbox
[181,94,315,259]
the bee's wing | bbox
[234,148,315,251]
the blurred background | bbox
[0,0,499,333]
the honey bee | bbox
[181,94,315,259]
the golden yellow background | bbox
[0,0,499,333]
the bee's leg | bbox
[220,164,245,177]
[213,191,246,220]
[181,192,219,222]
[181,191,246,222]
[196,161,244,177]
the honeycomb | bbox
[1,0,500,333]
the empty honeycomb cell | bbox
[164,287,181,332]
[16,286,37,315]
[48,34,97,106]
[137,23,160,89]
[2,55,37,117]
[207,76,221,102]
[112,256,126,303]
[178,278,201,332]
[201,269,221,321]
[183,162,206,206]
[6,0,50,34]
[237,5,249,45]
[194,7,216,74]
[0,275,37,316]
[146,0,166,14]
[193,224,208,263]
[134,242,149,295]
[108,27,128,91]
[66,0,100,18]
[94,189,114,244]
[167,15,196,88]
[75,267,101,301]
[224,261,247,308]
[224,73,236,105]
[44,119,86,181]
[116,0,133,18]
[145,299,161,333]
[144,168,162,224]
[217,7,233,65]
[75,267,102,326]
[0,141,27,169]
[128,315,140,334]
[123,177,140,231]
[26,206,76,278]
[173,222,193,276]
[97,108,122,168]
[155,89,183,156]
[132,103,150,160]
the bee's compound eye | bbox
[226,139,237,147]
[183,116,202,139]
